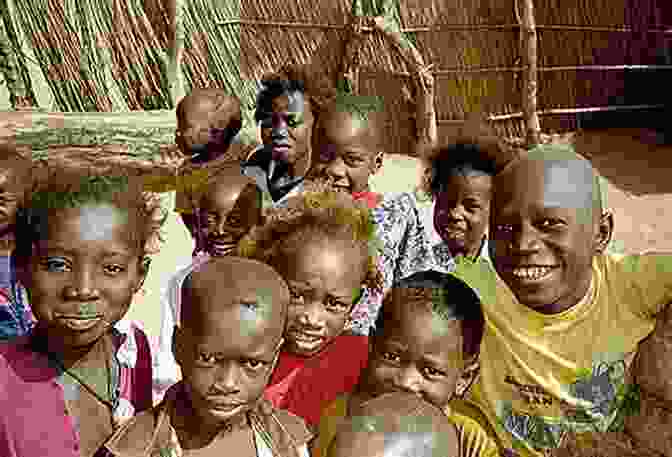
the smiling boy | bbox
[458,143,672,456]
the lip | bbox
[207,401,246,411]
[502,265,559,285]
[208,241,237,256]
[55,316,104,331]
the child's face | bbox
[433,171,492,258]
[310,112,382,194]
[273,235,365,357]
[18,204,145,349]
[259,91,313,171]
[175,286,283,427]
[365,303,466,408]
[490,158,612,313]
[200,182,261,257]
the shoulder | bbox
[103,408,167,456]
[259,400,314,447]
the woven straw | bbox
[1,0,669,158]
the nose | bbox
[393,366,423,394]
[297,300,326,329]
[64,267,100,300]
[446,205,466,222]
[510,222,542,253]
[213,362,241,393]
[326,157,347,180]
[271,115,289,136]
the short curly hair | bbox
[14,166,167,262]
[254,63,334,124]
[237,180,383,296]
[419,117,517,198]
[375,270,485,359]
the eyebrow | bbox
[42,246,133,259]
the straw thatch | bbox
[0,0,670,164]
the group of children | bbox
[0,66,670,457]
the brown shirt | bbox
[103,383,313,457]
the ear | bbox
[133,256,151,293]
[172,325,187,368]
[372,151,384,174]
[594,210,614,254]
[455,355,480,397]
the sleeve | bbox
[373,193,442,294]
[615,253,672,319]
[455,414,501,457]
[152,287,181,399]
[311,396,348,457]
[142,174,179,194]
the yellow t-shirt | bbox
[143,168,212,214]
[457,253,672,457]
[314,393,500,457]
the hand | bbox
[154,145,186,171]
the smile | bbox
[56,316,103,331]
[291,331,324,344]
[509,266,557,281]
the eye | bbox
[41,258,70,273]
[344,155,365,167]
[380,351,401,363]
[242,359,266,370]
[423,366,446,378]
[540,218,564,229]
[103,264,126,275]
[197,352,217,365]
[325,296,350,313]
[289,290,304,302]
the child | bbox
[0,170,161,457]
[326,392,460,457]
[314,269,499,457]
[306,93,385,209]
[243,65,319,206]
[458,143,672,456]
[0,153,34,339]
[373,120,517,295]
[153,163,264,398]
[144,88,247,242]
[237,182,384,428]
[102,256,313,456]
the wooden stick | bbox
[518,0,541,147]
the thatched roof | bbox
[1,0,670,163]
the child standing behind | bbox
[0,171,162,457]
[103,257,313,457]
[237,183,383,428]
[314,269,499,457]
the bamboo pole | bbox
[165,0,185,108]
[517,0,540,147]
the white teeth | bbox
[511,267,554,280]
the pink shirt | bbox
[0,324,152,457]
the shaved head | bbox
[180,257,289,340]
[496,144,604,224]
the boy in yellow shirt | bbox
[457,143,672,456]
[314,270,500,457]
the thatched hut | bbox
[1,0,670,166]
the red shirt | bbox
[264,335,369,427]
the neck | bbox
[33,327,103,368]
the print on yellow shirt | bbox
[494,353,641,453]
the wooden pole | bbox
[166,0,185,108]
[518,0,541,147]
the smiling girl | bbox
[0,169,165,457]
[237,181,383,428]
